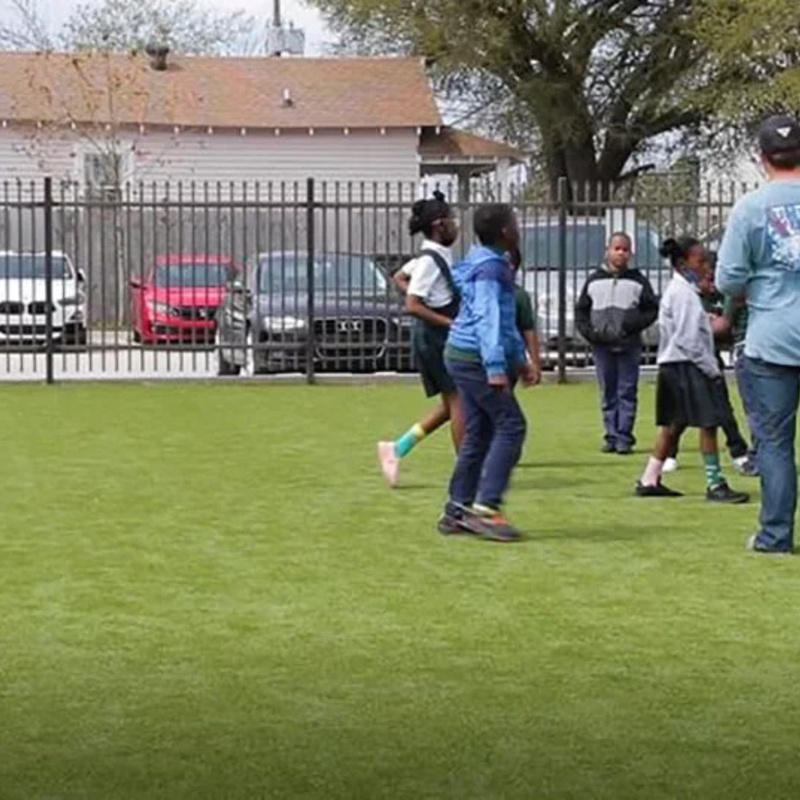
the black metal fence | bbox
[0,176,751,383]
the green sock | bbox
[703,452,725,489]
[394,423,427,459]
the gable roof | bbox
[0,52,442,131]
[419,127,525,164]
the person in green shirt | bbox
[514,277,542,381]
[723,295,759,472]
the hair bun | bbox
[659,238,679,259]
[432,190,446,203]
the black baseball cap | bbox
[758,114,800,156]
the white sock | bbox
[641,457,664,487]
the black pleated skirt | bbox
[656,362,725,429]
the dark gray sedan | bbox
[215,252,412,375]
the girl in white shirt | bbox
[378,192,463,488]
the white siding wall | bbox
[0,126,422,199]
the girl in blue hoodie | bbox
[438,204,538,542]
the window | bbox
[83,151,127,198]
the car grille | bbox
[0,324,49,335]
[314,317,387,362]
[28,302,55,315]
[0,302,24,314]
[175,305,217,321]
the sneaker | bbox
[706,482,749,504]
[735,458,760,477]
[746,534,794,555]
[616,445,634,456]
[460,505,522,543]
[635,481,683,498]
[377,441,400,488]
[662,458,679,474]
[601,442,617,454]
[437,510,471,536]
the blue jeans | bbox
[747,357,800,552]
[734,346,759,466]
[445,359,527,509]
[593,345,641,448]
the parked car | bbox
[130,255,241,345]
[519,218,668,359]
[0,250,87,348]
[216,251,411,375]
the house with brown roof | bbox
[0,49,524,199]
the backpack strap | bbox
[420,249,460,302]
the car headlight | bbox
[58,294,84,307]
[262,315,306,332]
[148,301,174,316]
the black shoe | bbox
[616,445,634,456]
[706,482,749,504]
[459,506,522,543]
[437,505,473,536]
[601,442,617,454]
[635,481,683,498]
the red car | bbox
[130,255,242,344]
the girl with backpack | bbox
[378,192,464,487]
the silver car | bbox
[519,218,669,362]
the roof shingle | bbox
[0,52,442,130]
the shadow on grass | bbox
[526,521,670,543]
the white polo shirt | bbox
[400,240,455,310]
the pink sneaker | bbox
[377,441,400,488]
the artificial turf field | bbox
[1,380,798,800]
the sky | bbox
[1,0,332,53]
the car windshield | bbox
[520,223,664,271]
[258,254,387,294]
[154,264,232,288]
[0,254,73,279]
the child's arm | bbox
[623,274,659,334]
[473,262,508,386]
[404,294,453,328]
[523,329,542,386]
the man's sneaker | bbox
[635,481,683,498]
[746,534,794,555]
[460,505,522,543]
[734,457,759,477]
[662,457,679,474]
[706,482,749,504]
[601,442,617,454]
[616,445,634,456]
[377,441,400,488]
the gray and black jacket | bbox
[575,266,659,349]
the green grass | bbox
[0,381,797,800]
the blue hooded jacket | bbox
[446,245,527,379]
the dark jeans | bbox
[668,369,749,460]
[593,345,640,448]
[445,359,526,509]
[734,345,759,466]
[747,357,800,552]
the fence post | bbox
[556,176,568,384]
[305,177,316,385]
[43,176,55,385]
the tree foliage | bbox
[0,0,260,55]
[312,0,800,197]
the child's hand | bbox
[488,374,510,391]
[521,362,541,387]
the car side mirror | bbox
[77,268,87,284]
[129,278,142,289]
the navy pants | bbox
[445,359,526,509]
[593,345,641,449]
